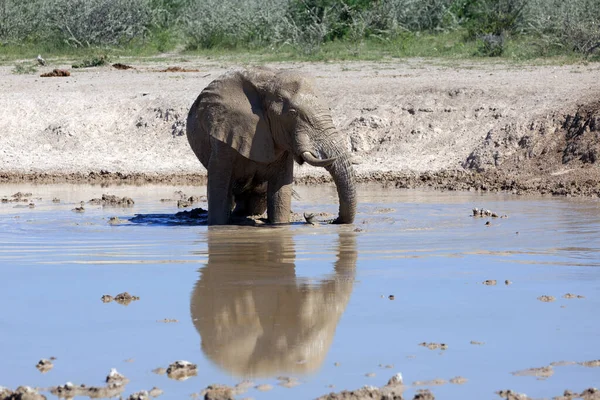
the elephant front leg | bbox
[267,154,294,224]
[207,151,234,225]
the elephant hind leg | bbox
[233,184,268,217]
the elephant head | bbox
[190,227,357,377]
[187,67,356,224]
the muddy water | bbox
[0,184,599,399]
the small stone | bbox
[413,388,435,400]
[108,216,125,225]
[36,358,54,373]
[166,360,197,381]
[537,295,556,302]
[114,292,140,305]
[148,387,163,397]
[365,372,376,378]
[152,367,167,375]
[386,373,403,386]
[419,342,447,350]
[12,386,46,400]
[505,280,512,285]
[101,295,114,303]
[483,280,497,285]
[449,376,468,384]
[580,360,600,367]
[157,318,178,323]
[388,295,395,300]
[127,390,149,400]
[177,200,192,208]
[203,384,234,400]
[106,368,129,385]
[563,293,585,299]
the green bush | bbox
[0,0,598,59]
[525,0,600,57]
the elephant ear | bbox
[200,72,281,164]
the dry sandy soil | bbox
[1,57,599,196]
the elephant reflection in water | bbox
[190,228,357,378]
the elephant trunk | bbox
[325,152,356,224]
[296,119,356,224]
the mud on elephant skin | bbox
[186,67,357,225]
[190,228,357,377]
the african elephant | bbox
[186,67,356,225]
[190,228,357,377]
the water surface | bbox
[0,184,599,399]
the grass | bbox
[1,30,597,67]
[11,61,38,74]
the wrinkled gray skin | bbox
[186,67,356,225]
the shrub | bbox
[525,0,600,56]
[43,0,152,47]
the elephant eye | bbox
[289,108,298,116]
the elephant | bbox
[186,67,356,225]
[190,228,357,377]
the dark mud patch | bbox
[101,292,140,306]
[129,207,207,226]
[158,66,200,73]
[40,69,70,77]
[112,63,134,70]
[89,194,135,207]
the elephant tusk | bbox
[301,151,337,167]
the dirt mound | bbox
[159,66,200,73]
[40,69,70,77]
[463,99,600,196]
[112,63,134,70]
[465,99,600,173]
